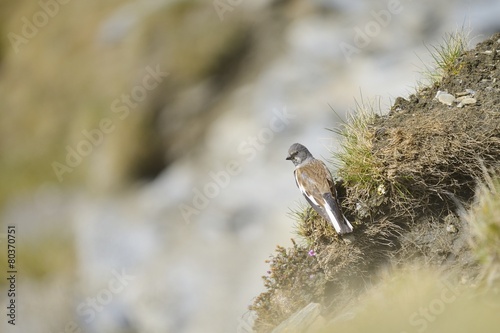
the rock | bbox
[355,202,370,218]
[377,183,387,196]
[456,97,477,108]
[466,89,476,96]
[305,315,327,333]
[435,91,456,106]
[272,303,322,333]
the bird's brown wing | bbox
[295,160,330,202]
[294,159,353,234]
[294,159,335,221]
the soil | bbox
[370,32,500,272]
[377,32,500,202]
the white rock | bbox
[435,91,456,106]
[456,97,477,108]
[465,89,476,96]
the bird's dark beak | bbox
[286,156,292,160]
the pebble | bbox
[446,224,458,233]
[377,184,387,196]
[355,202,370,218]
[435,91,456,106]
[456,89,476,97]
[465,88,476,96]
[456,97,477,108]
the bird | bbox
[286,143,353,235]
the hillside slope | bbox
[249,32,500,333]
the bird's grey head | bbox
[286,143,313,166]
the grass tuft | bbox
[290,204,339,246]
[468,174,500,288]
[331,98,382,189]
[418,28,470,86]
[329,97,415,220]
[329,98,390,216]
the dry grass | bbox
[291,205,339,245]
[468,173,500,289]
[249,240,328,333]
[315,265,500,333]
[373,104,500,217]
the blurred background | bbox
[0,0,499,332]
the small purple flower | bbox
[308,249,316,257]
[267,270,271,274]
